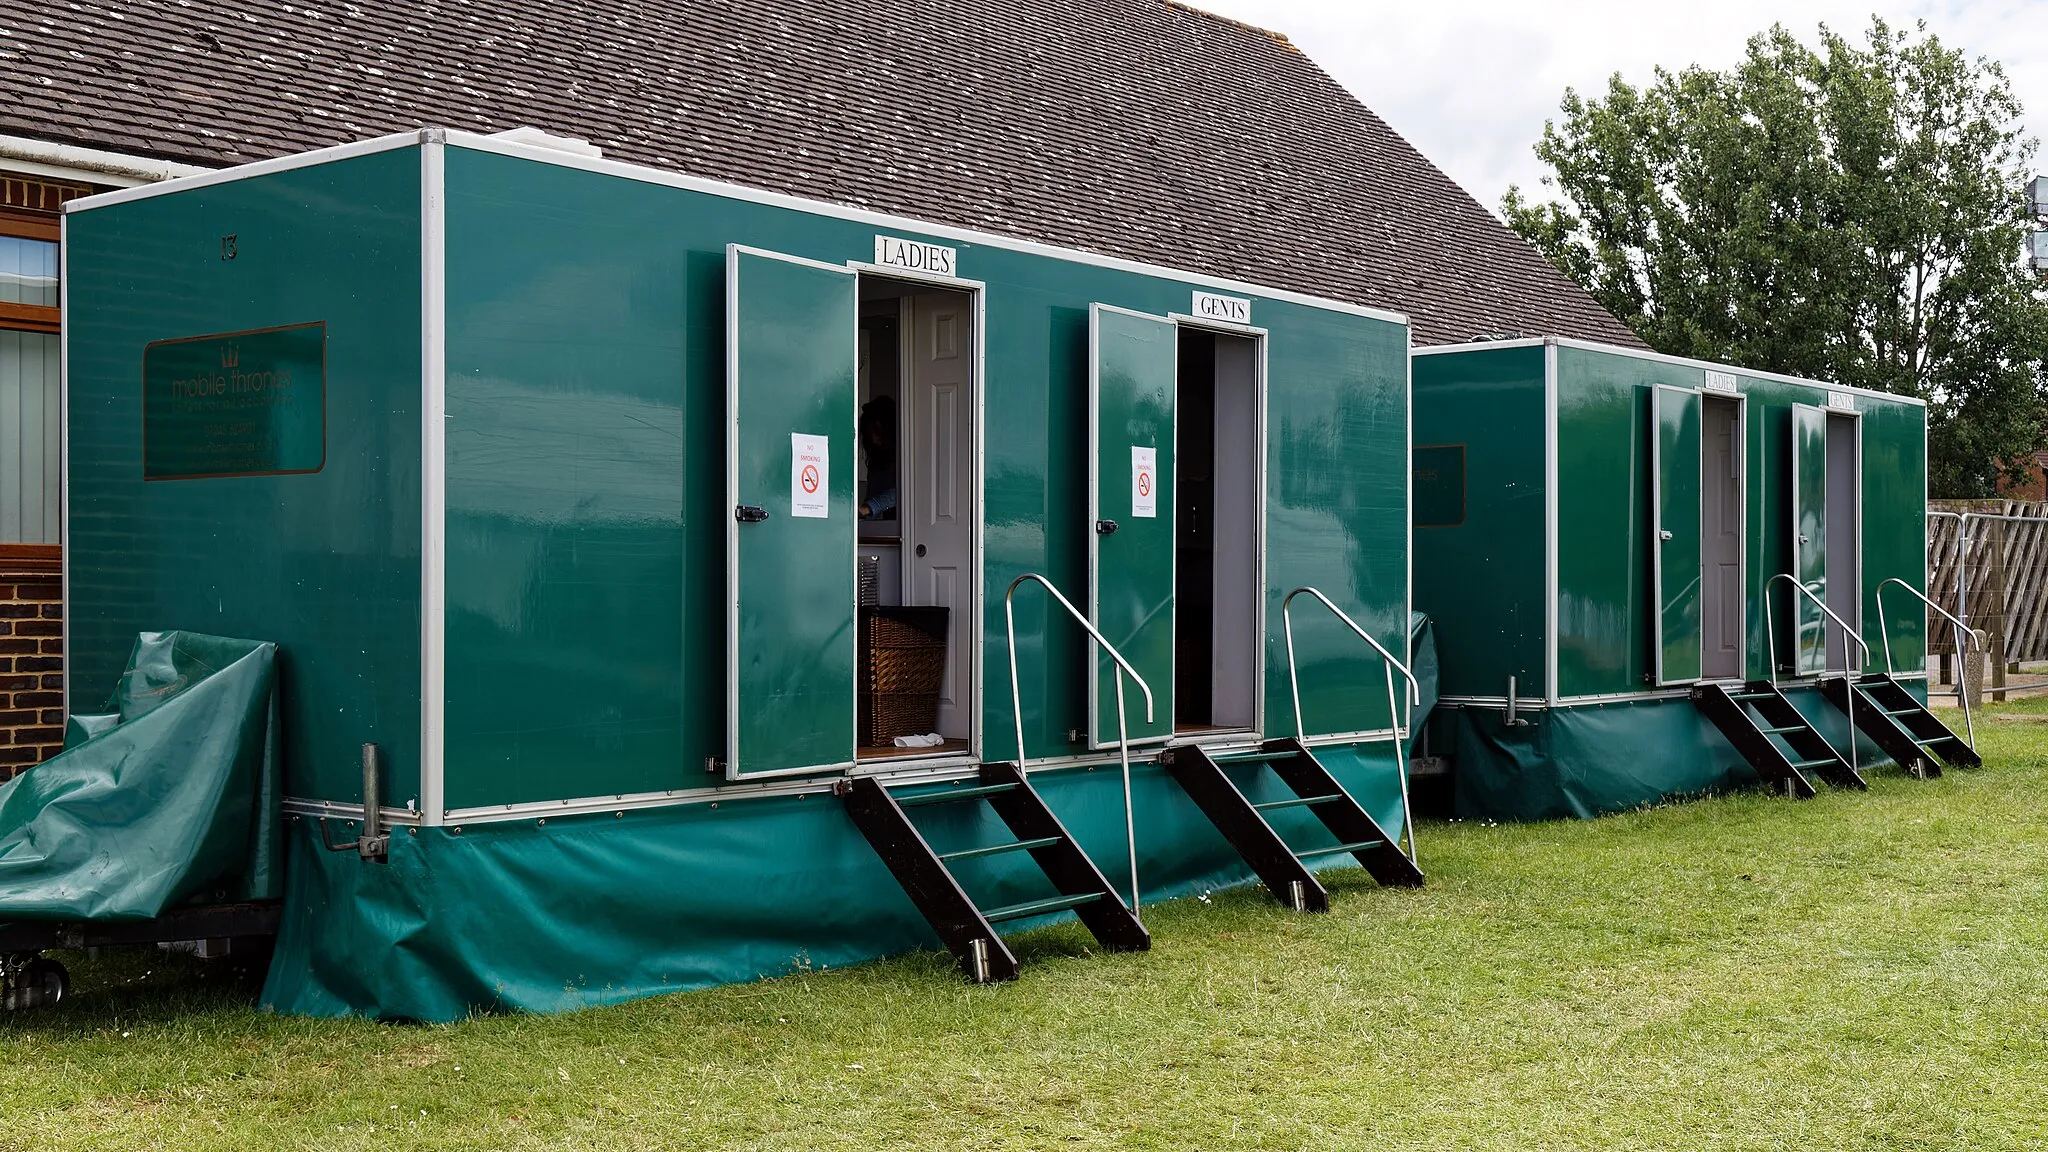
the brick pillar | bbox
[0,569,64,781]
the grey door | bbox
[1700,397,1743,680]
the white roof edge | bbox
[63,130,436,213]
[59,126,1406,328]
[1412,337,1550,356]
[0,133,214,188]
[1418,334,1926,408]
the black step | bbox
[1251,793,1343,812]
[1818,675,1977,773]
[894,782,1017,808]
[1693,681,1840,797]
[838,763,1148,984]
[1260,738,1424,889]
[936,836,1063,863]
[1160,744,1334,911]
[1293,839,1385,860]
[983,892,1102,923]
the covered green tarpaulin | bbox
[0,632,280,921]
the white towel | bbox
[892,732,945,748]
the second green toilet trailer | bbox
[1412,338,1935,820]
[60,129,1421,1020]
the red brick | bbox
[16,583,62,602]
[0,675,29,692]
[14,657,60,672]
[0,710,33,727]
[14,619,60,638]
[0,747,36,766]
[37,638,60,654]
[0,639,34,655]
[40,603,61,619]
[12,726,62,745]
[38,673,61,690]
[0,585,14,600]
[0,604,36,620]
[13,691,59,707]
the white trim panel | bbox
[64,131,434,213]
[1415,336,1927,408]
[418,135,448,825]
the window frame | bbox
[0,203,65,561]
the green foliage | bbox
[1505,20,2048,496]
[5,709,2048,1149]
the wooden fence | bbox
[1926,500,2048,663]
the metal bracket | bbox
[317,744,390,863]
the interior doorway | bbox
[855,276,977,762]
[1823,411,1861,670]
[1173,326,1262,733]
[1699,396,1743,680]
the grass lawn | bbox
[4,703,2047,1150]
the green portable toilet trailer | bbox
[60,130,1424,1020]
[1411,338,1976,822]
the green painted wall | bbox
[440,145,1411,809]
[1409,346,1547,699]
[63,147,425,806]
[1552,345,1926,697]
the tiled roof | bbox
[0,0,1644,347]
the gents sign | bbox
[1191,291,1251,324]
[874,236,957,276]
[142,322,326,481]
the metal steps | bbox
[1160,737,1422,914]
[1692,680,1866,797]
[1817,674,1980,777]
[838,761,1149,983]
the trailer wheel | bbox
[24,958,66,1008]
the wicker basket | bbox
[859,606,949,746]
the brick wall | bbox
[0,568,64,782]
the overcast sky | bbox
[1196,0,2048,216]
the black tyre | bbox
[24,958,66,1008]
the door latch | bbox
[1659,530,1674,541]
[1095,519,1119,535]
[735,505,770,523]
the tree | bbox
[1504,19,2048,496]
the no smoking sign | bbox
[790,433,829,518]
[1131,445,1157,518]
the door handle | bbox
[1797,534,1809,544]
[735,505,770,523]
[1095,519,1119,535]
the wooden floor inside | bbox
[857,738,972,761]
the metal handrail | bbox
[1280,587,1420,865]
[1876,577,1977,750]
[1003,572,1152,920]
[1763,572,1870,780]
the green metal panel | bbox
[1856,397,1929,673]
[1790,403,1828,676]
[435,145,1408,804]
[1653,385,1703,684]
[63,146,423,806]
[1553,345,1655,695]
[726,248,858,777]
[1088,305,1176,746]
[1410,346,1547,700]
[1548,345,1924,696]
